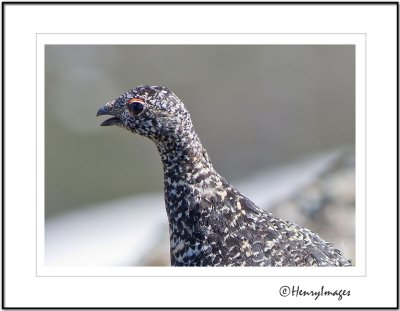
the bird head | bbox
[97,85,193,144]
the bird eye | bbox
[127,98,144,115]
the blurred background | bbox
[45,45,355,266]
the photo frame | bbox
[2,2,398,309]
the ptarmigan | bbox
[97,85,351,267]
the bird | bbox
[96,85,352,267]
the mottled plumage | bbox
[97,85,351,267]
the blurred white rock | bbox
[45,194,166,266]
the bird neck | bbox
[156,133,220,222]
[156,131,214,180]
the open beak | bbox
[96,101,122,126]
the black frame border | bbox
[1,1,398,310]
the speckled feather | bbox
[97,85,352,267]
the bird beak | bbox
[96,101,122,126]
[96,105,111,117]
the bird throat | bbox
[156,134,225,264]
[156,135,219,215]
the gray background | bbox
[45,45,355,218]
